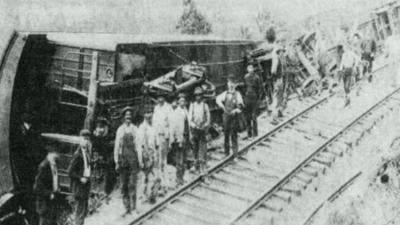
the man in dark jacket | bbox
[244,64,262,138]
[92,117,115,202]
[68,129,92,225]
[33,149,60,225]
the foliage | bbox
[176,0,212,35]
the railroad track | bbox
[128,76,399,225]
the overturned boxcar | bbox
[0,30,256,223]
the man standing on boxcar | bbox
[114,107,143,216]
[92,117,115,202]
[169,95,189,186]
[137,109,159,204]
[244,63,262,139]
[152,94,171,188]
[33,149,60,225]
[216,74,244,158]
[188,87,210,174]
[68,129,92,225]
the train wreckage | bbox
[1,1,399,222]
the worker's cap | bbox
[178,92,187,99]
[228,74,236,81]
[79,129,91,138]
[194,87,204,96]
[95,116,109,126]
[156,92,167,99]
[248,59,258,66]
[275,46,286,53]
[121,106,134,116]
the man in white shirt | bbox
[338,44,359,106]
[114,107,142,216]
[256,28,279,106]
[216,74,244,158]
[188,87,210,174]
[137,110,159,204]
[152,94,172,187]
[169,96,189,186]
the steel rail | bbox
[129,95,329,225]
[229,87,400,225]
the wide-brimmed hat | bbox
[121,106,134,116]
[194,87,204,96]
[79,129,91,137]
[95,116,109,126]
[227,74,236,81]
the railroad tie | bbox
[260,200,283,213]
[312,157,332,167]
[325,147,343,157]
[273,190,292,203]
[307,161,327,173]
[293,172,313,184]
[301,166,319,177]
[281,186,302,196]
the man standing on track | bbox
[244,63,262,139]
[259,28,278,106]
[169,95,189,186]
[338,44,358,106]
[114,107,143,216]
[92,117,115,203]
[216,74,244,158]
[68,129,92,225]
[188,87,210,175]
[361,32,377,83]
[137,109,159,204]
[33,149,60,225]
[152,94,171,189]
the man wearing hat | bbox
[68,129,92,225]
[114,107,142,215]
[92,117,115,202]
[188,87,210,174]
[137,109,159,203]
[338,44,358,106]
[152,94,172,187]
[33,148,60,225]
[168,95,189,186]
[244,64,263,138]
[216,74,244,158]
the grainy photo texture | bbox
[2,0,400,225]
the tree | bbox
[176,0,212,35]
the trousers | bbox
[244,98,258,137]
[171,142,186,185]
[74,196,88,225]
[191,129,207,171]
[223,113,238,156]
[119,165,138,211]
[342,67,353,94]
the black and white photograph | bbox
[1,0,400,224]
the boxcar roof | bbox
[23,32,256,51]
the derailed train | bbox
[2,1,400,223]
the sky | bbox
[0,0,395,38]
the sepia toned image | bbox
[2,0,400,225]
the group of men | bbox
[32,66,266,224]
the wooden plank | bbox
[84,51,99,130]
